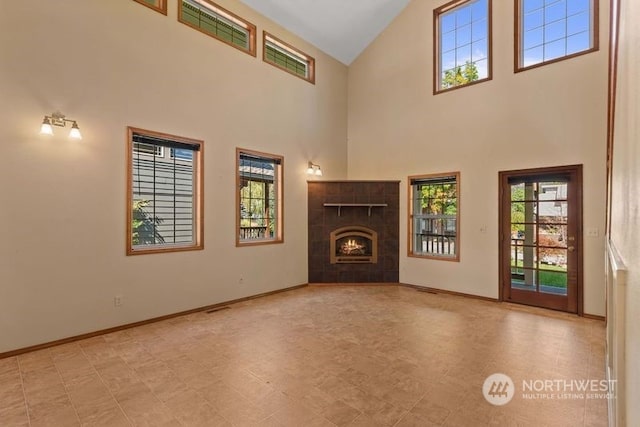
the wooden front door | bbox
[499,165,583,314]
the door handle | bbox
[568,246,575,252]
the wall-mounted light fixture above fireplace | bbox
[307,162,322,176]
[40,111,82,140]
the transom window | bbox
[179,0,256,56]
[516,0,598,71]
[236,149,283,246]
[263,32,315,84]
[133,0,167,15]
[409,173,460,261]
[127,127,204,255]
[434,0,491,93]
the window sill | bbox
[236,239,284,247]
[127,244,203,256]
[408,252,460,262]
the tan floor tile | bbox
[78,405,130,427]
[409,396,451,425]
[8,286,607,427]
[395,411,441,427]
[321,399,361,426]
[21,365,62,394]
[368,402,406,426]
[0,377,26,408]
[28,395,80,427]
[114,383,179,426]
[270,399,329,427]
[348,413,385,427]
[163,389,230,427]
[0,357,20,376]
[17,350,54,373]
[0,401,30,427]
[215,394,273,426]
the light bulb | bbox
[315,167,323,176]
[69,122,82,140]
[307,166,315,175]
[40,117,53,135]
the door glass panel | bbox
[539,270,568,295]
[511,267,537,290]
[509,178,570,297]
[511,202,525,223]
[538,201,568,222]
[540,247,568,269]
[511,183,525,201]
[510,244,539,266]
[505,171,577,313]
[539,224,568,248]
[539,182,567,201]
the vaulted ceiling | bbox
[239,0,412,65]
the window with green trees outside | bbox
[236,149,284,246]
[409,173,460,261]
[434,0,491,92]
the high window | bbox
[127,127,204,255]
[236,149,283,246]
[516,0,598,71]
[409,173,460,261]
[434,0,491,93]
[179,0,256,56]
[263,32,315,84]
[133,0,167,15]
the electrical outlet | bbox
[114,295,123,307]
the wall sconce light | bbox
[307,162,323,176]
[40,111,82,140]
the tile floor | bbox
[0,285,607,426]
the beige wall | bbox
[610,0,640,423]
[347,0,609,316]
[0,0,348,353]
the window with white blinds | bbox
[127,127,204,255]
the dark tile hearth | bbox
[308,181,400,283]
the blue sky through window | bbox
[438,0,489,88]
[521,0,593,68]
[171,148,193,161]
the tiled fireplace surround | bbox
[308,181,400,283]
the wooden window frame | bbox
[433,0,493,95]
[133,0,167,15]
[408,172,461,262]
[236,148,284,247]
[126,127,204,256]
[263,31,316,84]
[178,0,257,57]
[514,0,599,73]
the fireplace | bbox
[330,226,378,264]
